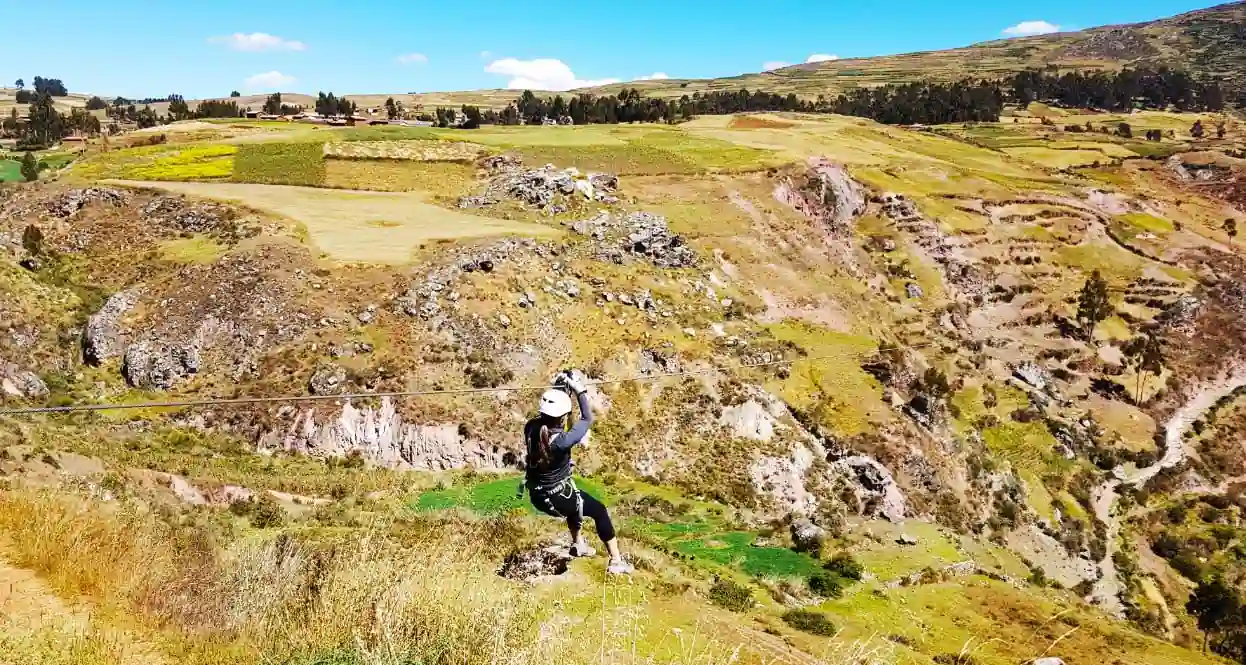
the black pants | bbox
[530,481,616,543]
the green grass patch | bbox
[412,475,609,515]
[233,142,325,186]
[1020,470,1056,523]
[157,235,227,264]
[1056,242,1145,282]
[983,421,1059,474]
[1116,212,1174,234]
[765,322,887,438]
[673,531,822,578]
[0,159,21,182]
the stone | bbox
[0,363,48,399]
[906,283,924,299]
[790,518,826,553]
[1013,362,1053,393]
[499,314,511,328]
[83,288,143,365]
[122,341,199,390]
[897,533,919,546]
[309,365,347,396]
[1032,659,1065,665]
[45,187,128,218]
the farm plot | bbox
[104,179,557,264]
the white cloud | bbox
[211,32,306,52]
[397,53,428,65]
[479,50,492,59]
[763,61,791,71]
[805,53,839,63]
[634,72,670,81]
[1002,20,1061,36]
[484,58,619,90]
[244,71,296,90]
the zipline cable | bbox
[0,351,871,416]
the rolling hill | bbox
[581,1,1246,99]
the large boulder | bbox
[790,518,826,554]
[0,363,48,399]
[83,288,142,365]
[121,341,199,390]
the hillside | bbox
[583,1,1246,99]
[3,100,1246,665]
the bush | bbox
[807,571,847,598]
[825,552,864,581]
[20,152,39,182]
[781,609,836,636]
[707,577,755,612]
[230,493,287,528]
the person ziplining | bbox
[520,372,632,575]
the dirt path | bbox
[1089,367,1246,616]
[0,552,168,664]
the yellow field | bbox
[105,180,558,263]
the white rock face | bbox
[719,400,778,441]
[264,397,515,471]
[750,443,819,516]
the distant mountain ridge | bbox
[578,1,1246,100]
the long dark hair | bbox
[531,414,565,471]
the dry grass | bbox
[323,159,477,197]
[0,488,892,665]
[0,489,546,665]
[104,180,558,264]
[728,116,797,130]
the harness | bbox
[522,434,584,521]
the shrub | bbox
[781,609,836,636]
[807,571,847,598]
[825,552,864,581]
[707,577,755,612]
[20,152,39,181]
[230,493,287,528]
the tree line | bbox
[428,65,1230,129]
[2,93,101,149]
[1007,66,1224,112]
[12,76,68,103]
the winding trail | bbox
[1088,367,1246,616]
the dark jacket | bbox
[524,390,593,489]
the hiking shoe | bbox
[570,540,596,557]
[606,559,634,575]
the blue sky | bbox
[0,0,1220,98]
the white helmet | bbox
[539,389,573,417]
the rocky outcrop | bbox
[45,188,128,218]
[882,193,991,299]
[308,365,347,396]
[0,363,48,399]
[83,288,143,365]
[774,158,866,232]
[575,211,697,269]
[719,400,778,441]
[459,159,619,210]
[122,341,200,390]
[140,196,241,237]
[750,443,820,516]
[832,455,908,522]
[265,397,516,471]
